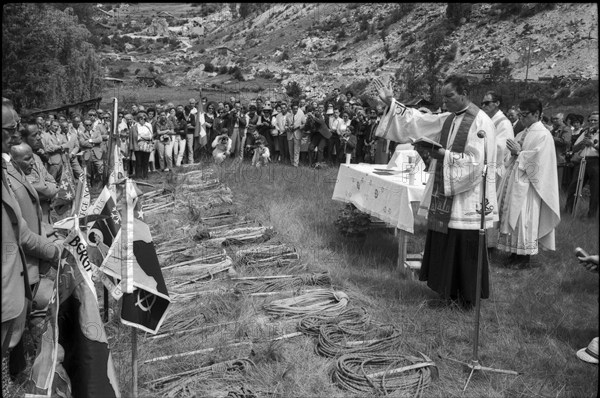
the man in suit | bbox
[78,117,105,183]
[40,119,68,182]
[2,101,61,377]
[306,106,332,168]
[21,123,59,224]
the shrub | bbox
[338,28,347,39]
[232,68,244,81]
[444,42,459,62]
[572,82,599,100]
[285,81,302,99]
[218,65,229,74]
[331,44,339,52]
[280,51,290,61]
[354,31,369,43]
[204,62,214,73]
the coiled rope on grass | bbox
[297,307,371,336]
[233,272,331,294]
[332,353,438,397]
[316,323,402,358]
[148,358,255,398]
[263,289,349,319]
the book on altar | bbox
[409,136,442,150]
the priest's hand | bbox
[373,78,393,107]
[506,139,521,156]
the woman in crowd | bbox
[173,105,188,167]
[132,113,154,179]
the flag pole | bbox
[131,328,138,397]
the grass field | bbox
[100,158,598,397]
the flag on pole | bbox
[86,186,121,258]
[108,140,126,199]
[53,157,77,209]
[26,245,121,398]
[100,179,170,334]
[25,251,71,398]
[72,169,91,219]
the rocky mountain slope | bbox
[103,3,598,101]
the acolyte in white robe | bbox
[375,99,498,230]
[496,121,560,254]
[490,109,515,186]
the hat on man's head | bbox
[577,337,599,364]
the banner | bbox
[26,247,120,397]
[86,186,121,258]
[53,156,76,209]
[25,251,71,397]
[101,179,171,334]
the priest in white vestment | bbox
[496,98,560,267]
[481,91,515,249]
[374,75,498,309]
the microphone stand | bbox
[444,130,519,390]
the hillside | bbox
[98,3,598,103]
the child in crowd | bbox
[252,136,270,168]
[340,125,357,164]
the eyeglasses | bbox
[481,101,494,106]
[518,111,531,118]
[84,123,92,127]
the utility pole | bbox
[525,37,531,83]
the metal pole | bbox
[131,328,138,397]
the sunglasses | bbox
[481,101,494,106]
[518,111,531,118]
[84,123,93,127]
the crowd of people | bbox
[2,75,598,387]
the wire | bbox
[316,323,402,358]
[263,289,349,319]
[332,353,437,397]
[297,307,370,336]
[234,272,331,294]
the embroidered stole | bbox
[427,104,479,233]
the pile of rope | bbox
[148,358,255,398]
[165,257,233,288]
[316,323,401,358]
[233,272,331,295]
[235,243,299,267]
[297,307,370,336]
[142,191,179,214]
[331,353,438,397]
[222,228,275,247]
[263,290,349,319]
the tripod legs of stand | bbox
[443,356,520,391]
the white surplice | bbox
[496,121,560,254]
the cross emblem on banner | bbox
[135,290,156,312]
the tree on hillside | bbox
[420,30,446,103]
[239,3,252,19]
[488,58,513,84]
[285,81,303,100]
[2,3,103,111]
